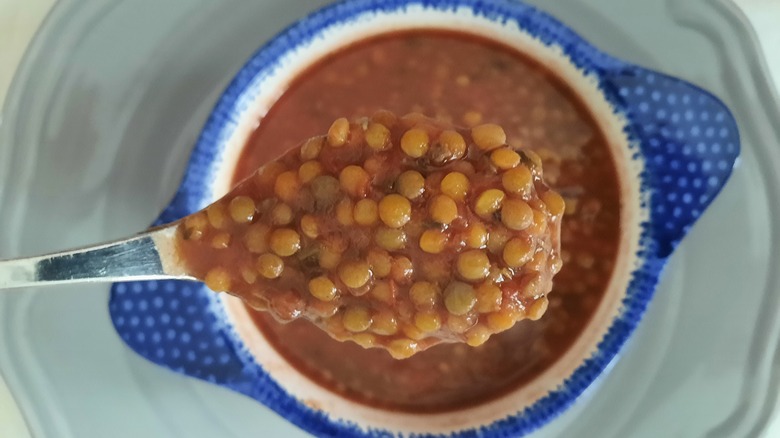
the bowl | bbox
[108,0,739,436]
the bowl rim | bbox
[109,0,740,436]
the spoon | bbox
[0,111,563,358]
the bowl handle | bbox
[601,67,740,257]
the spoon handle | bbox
[0,227,191,290]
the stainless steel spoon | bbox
[0,226,190,289]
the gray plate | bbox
[1,0,778,437]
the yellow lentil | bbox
[527,296,549,321]
[274,170,302,203]
[378,194,412,228]
[400,128,430,158]
[256,254,284,279]
[503,237,534,267]
[502,166,533,195]
[388,339,417,359]
[475,282,503,313]
[336,198,355,226]
[465,222,488,248]
[431,130,467,164]
[419,229,448,254]
[211,232,231,249]
[342,306,372,332]
[204,267,231,292]
[456,250,491,281]
[365,122,390,150]
[269,228,301,257]
[471,123,506,151]
[390,256,414,284]
[206,203,228,229]
[395,170,425,200]
[339,165,371,198]
[542,190,566,217]
[370,281,395,305]
[444,281,477,315]
[501,198,534,230]
[409,281,440,309]
[339,260,372,289]
[300,137,323,160]
[353,198,379,226]
[271,203,293,226]
[374,227,407,250]
[367,249,393,278]
[474,189,506,218]
[298,160,323,183]
[429,194,459,224]
[308,276,338,302]
[300,214,319,238]
[327,117,350,147]
[243,223,270,253]
[447,313,477,334]
[414,311,442,333]
[371,311,399,335]
[440,171,469,201]
[487,310,515,332]
[352,333,376,348]
[465,325,491,347]
[490,147,521,170]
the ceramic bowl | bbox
[109,0,739,436]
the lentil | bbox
[400,128,429,158]
[395,170,425,199]
[440,171,469,201]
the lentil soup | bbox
[236,31,621,412]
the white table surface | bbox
[0,1,777,437]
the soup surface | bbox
[234,31,621,412]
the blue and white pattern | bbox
[109,0,740,436]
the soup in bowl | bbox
[109,0,739,436]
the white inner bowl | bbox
[213,5,644,434]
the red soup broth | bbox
[231,30,620,413]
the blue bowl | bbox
[109,0,739,436]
